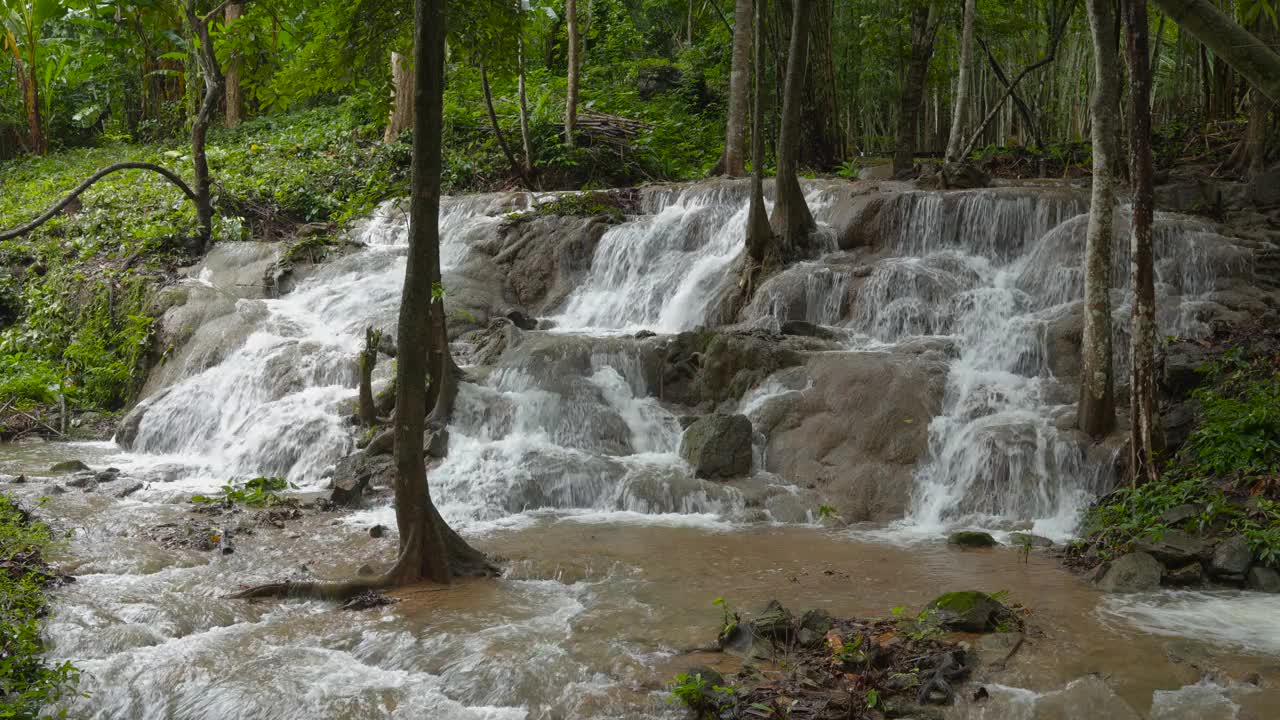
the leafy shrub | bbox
[191,476,296,507]
[1085,346,1280,563]
[0,495,82,717]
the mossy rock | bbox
[924,591,1015,633]
[948,530,998,548]
[48,460,90,474]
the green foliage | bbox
[191,476,295,508]
[712,595,739,640]
[0,494,82,717]
[1085,347,1280,564]
[891,605,944,640]
[666,672,735,719]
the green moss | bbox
[930,591,988,614]
[510,192,629,225]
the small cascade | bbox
[554,185,752,332]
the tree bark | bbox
[745,0,773,280]
[565,0,580,147]
[801,0,840,170]
[1124,0,1158,485]
[1150,0,1280,103]
[358,327,380,426]
[385,51,415,143]
[1078,0,1120,439]
[945,0,977,162]
[722,0,753,177]
[769,0,816,260]
[20,55,44,155]
[224,1,244,128]
[893,3,941,176]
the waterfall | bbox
[117,181,1251,537]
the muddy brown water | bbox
[5,445,1276,719]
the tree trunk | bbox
[1124,0,1158,485]
[565,0,580,147]
[722,0,753,177]
[517,32,536,178]
[745,0,773,278]
[385,51,415,143]
[1150,0,1280,103]
[1078,0,1120,439]
[224,1,244,128]
[183,0,223,255]
[358,327,380,426]
[20,55,44,155]
[389,0,481,586]
[800,0,840,170]
[893,3,940,176]
[769,0,816,260]
[945,0,977,162]
[480,62,530,188]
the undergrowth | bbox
[0,494,81,717]
[1083,345,1280,564]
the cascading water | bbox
[16,179,1279,719]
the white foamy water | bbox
[1100,590,1280,656]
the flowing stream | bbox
[4,181,1278,718]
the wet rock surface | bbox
[679,413,752,479]
[1095,552,1164,593]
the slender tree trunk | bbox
[183,0,224,254]
[517,33,535,178]
[977,37,1044,151]
[1151,0,1280,103]
[893,3,940,175]
[745,0,773,277]
[769,0,816,260]
[1078,0,1120,439]
[385,52,415,143]
[480,62,529,188]
[224,1,244,127]
[945,0,977,162]
[359,327,380,426]
[722,0,753,177]
[1124,0,1158,485]
[565,0,580,147]
[391,0,462,586]
[20,54,44,155]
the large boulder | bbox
[753,351,946,522]
[949,531,998,548]
[680,414,752,479]
[492,215,611,315]
[1095,552,1163,593]
[330,452,395,507]
[1208,535,1252,578]
[924,591,1015,633]
[660,330,804,408]
[1135,529,1205,567]
[1247,566,1280,593]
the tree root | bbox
[0,162,199,241]
[227,527,498,601]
